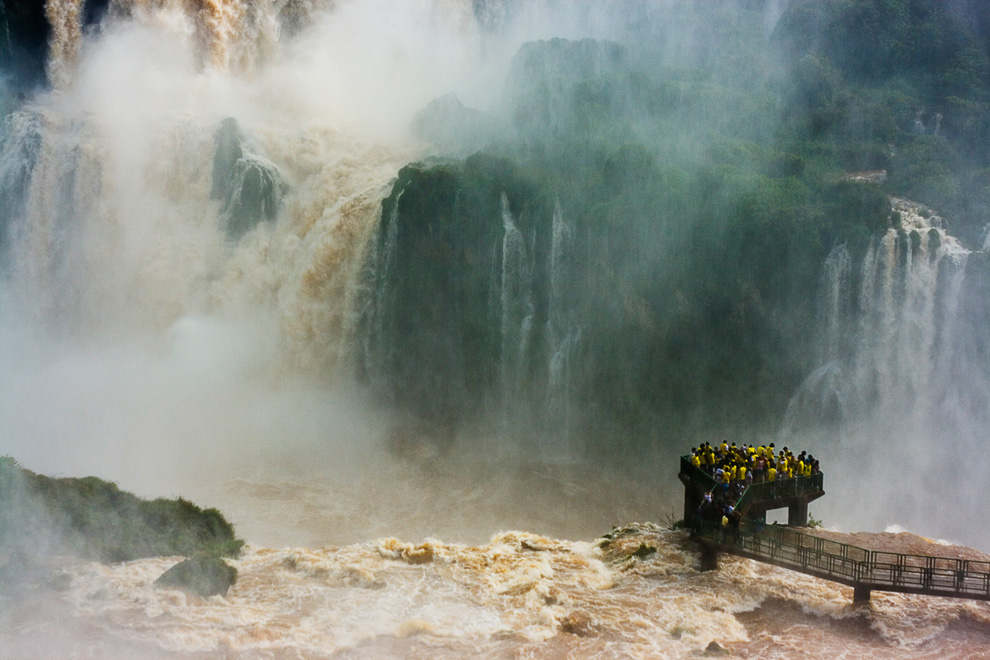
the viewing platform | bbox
[678,455,824,527]
[679,454,990,603]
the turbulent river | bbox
[6,512,990,659]
[2,1,990,658]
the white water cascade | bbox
[545,198,580,447]
[852,200,969,421]
[499,192,535,413]
[819,242,851,365]
[784,199,970,434]
[782,198,982,539]
[0,0,489,487]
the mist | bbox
[0,0,989,558]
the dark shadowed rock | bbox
[704,640,731,656]
[210,117,286,238]
[154,554,237,598]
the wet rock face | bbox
[210,117,286,238]
[0,0,109,90]
[211,118,245,200]
[82,0,110,28]
[704,640,731,656]
[0,0,50,88]
[155,554,238,598]
[360,154,555,434]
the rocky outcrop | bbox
[211,117,286,239]
[0,456,243,563]
[154,554,238,598]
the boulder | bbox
[154,554,237,598]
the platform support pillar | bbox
[683,487,697,524]
[699,544,718,572]
[853,585,871,604]
[788,500,808,527]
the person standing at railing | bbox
[753,455,766,483]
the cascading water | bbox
[0,0,482,490]
[544,198,580,447]
[3,107,111,329]
[782,197,982,539]
[0,110,44,256]
[852,201,969,421]
[360,186,403,393]
[784,199,971,433]
[45,0,83,88]
[819,242,851,365]
[499,192,534,414]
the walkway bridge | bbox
[679,456,990,603]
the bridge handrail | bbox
[679,455,717,491]
[691,519,990,598]
[734,472,824,515]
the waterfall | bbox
[819,243,850,364]
[361,186,404,391]
[499,192,534,411]
[4,109,113,329]
[0,0,426,373]
[785,199,971,432]
[545,198,579,443]
[45,0,84,88]
[0,111,43,256]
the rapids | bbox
[5,523,990,659]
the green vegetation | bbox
[0,456,243,563]
[774,0,990,245]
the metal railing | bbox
[734,472,824,514]
[692,519,990,599]
[679,456,717,491]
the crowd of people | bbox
[688,441,821,527]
